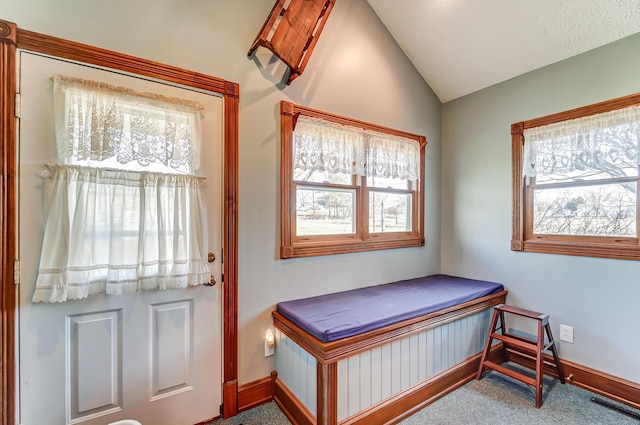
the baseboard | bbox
[274,376,316,425]
[242,348,640,423]
[193,372,275,424]
[237,371,277,412]
[222,379,238,418]
[507,349,640,410]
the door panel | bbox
[68,310,122,421]
[18,51,223,425]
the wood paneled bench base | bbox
[273,290,507,425]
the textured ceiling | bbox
[367,0,640,103]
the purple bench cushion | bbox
[276,274,504,343]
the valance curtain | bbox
[53,75,203,174]
[33,76,209,303]
[293,116,421,181]
[523,105,640,182]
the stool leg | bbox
[498,310,507,361]
[535,320,544,408]
[545,323,565,384]
[476,309,500,380]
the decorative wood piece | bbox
[248,0,336,85]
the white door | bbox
[18,51,223,425]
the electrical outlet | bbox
[559,324,574,343]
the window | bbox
[280,101,426,258]
[33,75,210,302]
[512,93,640,260]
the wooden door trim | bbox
[0,19,240,424]
[0,19,18,425]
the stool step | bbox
[495,304,548,323]
[495,333,557,354]
[490,333,538,351]
[507,329,555,351]
[482,361,537,387]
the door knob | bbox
[205,275,217,286]
[208,252,216,263]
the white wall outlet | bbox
[559,324,574,343]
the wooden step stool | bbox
[476,304,565,408]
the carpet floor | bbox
[210,365,640,424]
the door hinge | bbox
[14,92,21,118]
[14,260,20,285]
[221,248,224,264]
[219,404,224,415]
[221,273,224,283]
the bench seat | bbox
[276,274,504,342]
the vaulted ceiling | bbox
[367,0,640,103]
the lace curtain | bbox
[523,105,640,182]
[53,75,203,174]
[33,165,210,303]
[293,116,421,181]
[33,76,209,303]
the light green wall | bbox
[2,0,442,384]
[442,33,640,383]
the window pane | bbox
[366,175,409,190]
[369,191,412,233]
[294,168,352,185]
[296,186,356,236]
[533,183,637,237]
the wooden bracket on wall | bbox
[247,0,336,85]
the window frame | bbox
[281,101,426,258]
[512,92,640,260]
